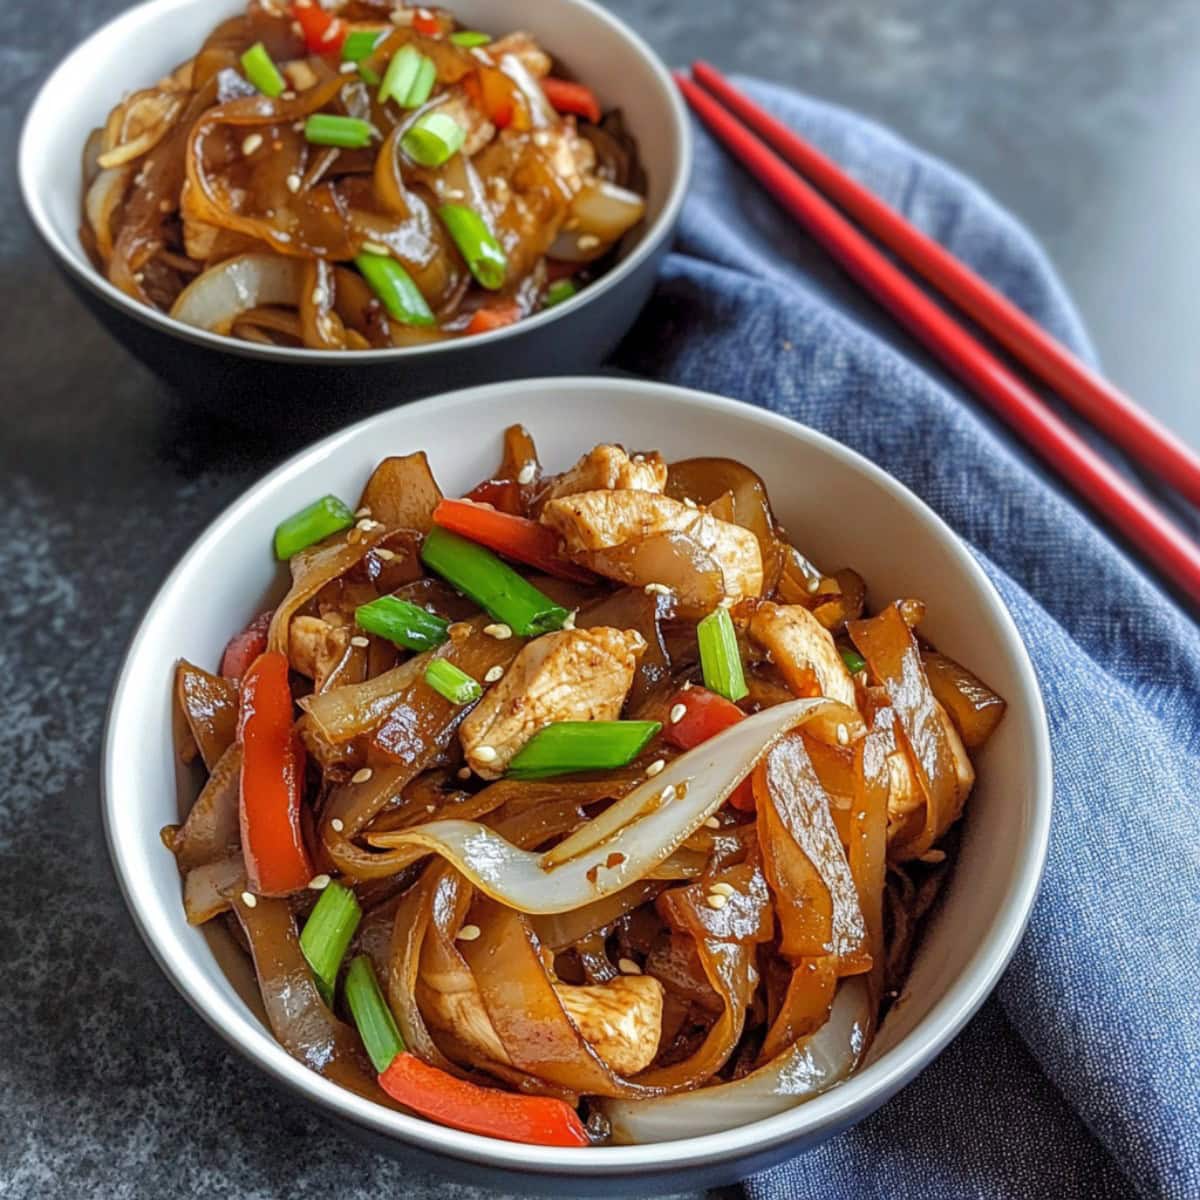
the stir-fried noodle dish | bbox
[168,429,1006,1145]
[83,2,646,347]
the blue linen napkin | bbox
[615,80,1200,1200]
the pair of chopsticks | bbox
[675,63,1200,607]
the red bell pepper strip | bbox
[379,1052,589,1146]
[664,686,755,810]
[540,77,601,124]
[412,9,443,36]
[465,299,522,335]
[237,652,314,894]
[292,0,346,54]
[220,610,273,679]
[432,498,595,583]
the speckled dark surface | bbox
[4,0,1198,1196]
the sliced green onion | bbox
[841,646,867,674]
[299,882,361,1007]
[355,595,449,651]
[450,29,491,46]
[342,28,385,61]
[354,252,435,326]
[379,43,421,104]
[507,721,662,779]
[438,204,507,291]
[345,955,406,1073]
[424,658,483,705]
[421,526,567,636]
[274,494,355,559]
[379,44,436,107]
[544,278,577,308]
[241,42,285,98]
[342,28,386,82]
[401,111,466,167]
[697,606,749,702]
[305,113,374,149]
[405,55,437,107]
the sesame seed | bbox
[561,610,577,630]
[330,818,345,832]
[350,635,370,648]
[644,582,671,596]
[356,517,381,531]
[281,90,297,100]
[682,680,693,691]
[355,506,372,517]
[339,60,358,73]
[517,462,536,485]
[483,623,512,640]
[703,816,721,828]
[426,804,436,813]
[389,7,413,22]
[836,723,849,746]
[457,924,481,941]
[374,547,396,561]
[683,497,697,509]
[484,665,504,683]
[320,21,340,42]
[646,758,665,778]
[351,767,373,785]
[241,891,257,908]
[457,766,472,780]
[632,454,645,463]
[617,957,642,975]
[474,745,498,764]
[292,120,304,132]
[856,811,867,821]
[705,893,728,910]
[446,187,466,200]
[308,874,331,891]
[362,240,391,256]
[241,133,264,154]
[577,234,600,250]
[670,703,687,724]
[291,19,303,35]
[286,173,302,193]
[709,881,735,897]
[920,849,947,864]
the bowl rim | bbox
[17,0,692,365]
[102,375,1052,1176]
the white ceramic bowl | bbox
[18,0,691,422]
[103,377,1051,1194]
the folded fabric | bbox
[615,79,1199,1200]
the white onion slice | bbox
[170,253,304,334]
[549,182,646,262]
[600,977,871,1144]
[367,698,837,914]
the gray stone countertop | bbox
[2,0,1197,1197]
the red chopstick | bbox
[691,61,1200,511]
[674,70,1200,606]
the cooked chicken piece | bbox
[540,490,763,603]
[459,627,647,778]
[749,602,857,708]
[289,616,350,694]
[488,31,552,78]
[542,445,668,503]
[418,976,512,1066]
[555,975,665,1076]
[422,968,664,1077]
[886,701,975,832]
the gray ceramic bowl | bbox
[103,376,1052,1195]
[18,0,691,428]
